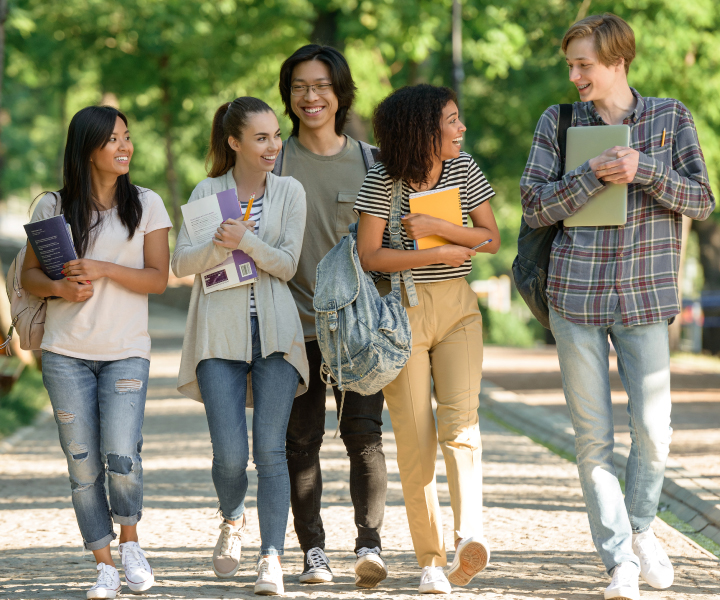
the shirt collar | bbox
[586,87,645,124]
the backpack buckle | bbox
[328,300,338,331]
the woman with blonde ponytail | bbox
[172,97,308,596]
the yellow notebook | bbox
[408,186,462,250]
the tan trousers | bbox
[377,277,484,568]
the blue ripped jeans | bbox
[196,317,299,556]
[42,350,150,550]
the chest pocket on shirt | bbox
[336,192,358,236]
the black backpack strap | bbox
[359,140,379,172]
[272,139,287,176]
[557,103,573,172]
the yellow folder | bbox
[408,186,462,250]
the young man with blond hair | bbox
[520,13,715,600]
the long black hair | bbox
[279,44,357,137]
[58,106,142,258]
[373,84,457,185]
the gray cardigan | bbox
[172,170,309,402]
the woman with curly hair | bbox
[354,84,500,594]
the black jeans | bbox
[286,340,387,553]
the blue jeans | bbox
[196,317,299,556]
[549,305,672,573]
[41,350,150,550]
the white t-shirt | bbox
[30,188,172,361]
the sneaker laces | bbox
[306,547,329,569]
[218,522,241,556]
[357,546,381,557]
[93,563,116,588]
[634,531,664,564]
[611,563,639,587]
[257,556,277,579]
[121,544,148,572]
[421,566,444,584]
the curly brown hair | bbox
[373,84,457,185]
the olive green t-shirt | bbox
[283,135,368,340]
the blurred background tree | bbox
[1,0,718,351]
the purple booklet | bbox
[180,188,258,294]
[24,215,78,280]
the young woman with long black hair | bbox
[22,105,172,598]
[355,84,500,594]
[172,97,308,596]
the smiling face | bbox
[90,116,133,178]
[289,59,338,134]
[437,101,466,161]
[228,110,282,172]
[565,35,626,103]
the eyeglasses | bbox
[290,83,333,96]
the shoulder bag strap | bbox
[53,192,63,216]
[557,103,573,173]
[555,103,573,231]
[272,139,287,176]
[388,179,418,307]
[359,140,380,172]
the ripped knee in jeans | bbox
[107,453,134,475]
[67,440,89,462]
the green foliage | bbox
[2,0,718,249]
[0,366,49,437]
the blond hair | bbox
[562,13,635,75]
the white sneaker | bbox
[419,566,451,594]
[118,541,155,594]
[447,536,490,586]
[87,563,121,599]
[354,546,388,588]
[605,562,640,600]
[255,555,284,596]
[632,528,674,589]
[213,521,243,578]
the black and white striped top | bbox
[353,152,495,283]
[241,194,263,316]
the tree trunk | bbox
[693,217,720,355]
[160,56,181,232]
[311,8,339,47]
[451,0,464,119]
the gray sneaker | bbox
[213,520,244,578]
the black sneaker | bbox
[298,547,333,583]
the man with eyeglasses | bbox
[276,44,389,589]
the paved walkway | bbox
[0,307,718,598]
[482,346,720,546]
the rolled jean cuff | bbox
[84,531,117,551]
[260,547,283,557]
[112,510,142,526]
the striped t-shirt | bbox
[240,194,263,316]
[353,152,495,283]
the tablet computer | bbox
[564,124,630,227]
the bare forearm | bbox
[359,246,443,273]
[435,221,500,253]
[104,263,168,294]
[21,268,63,298]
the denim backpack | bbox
[512,103,573,329]
[314,179,417,435]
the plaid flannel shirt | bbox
[520,89,715,327]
